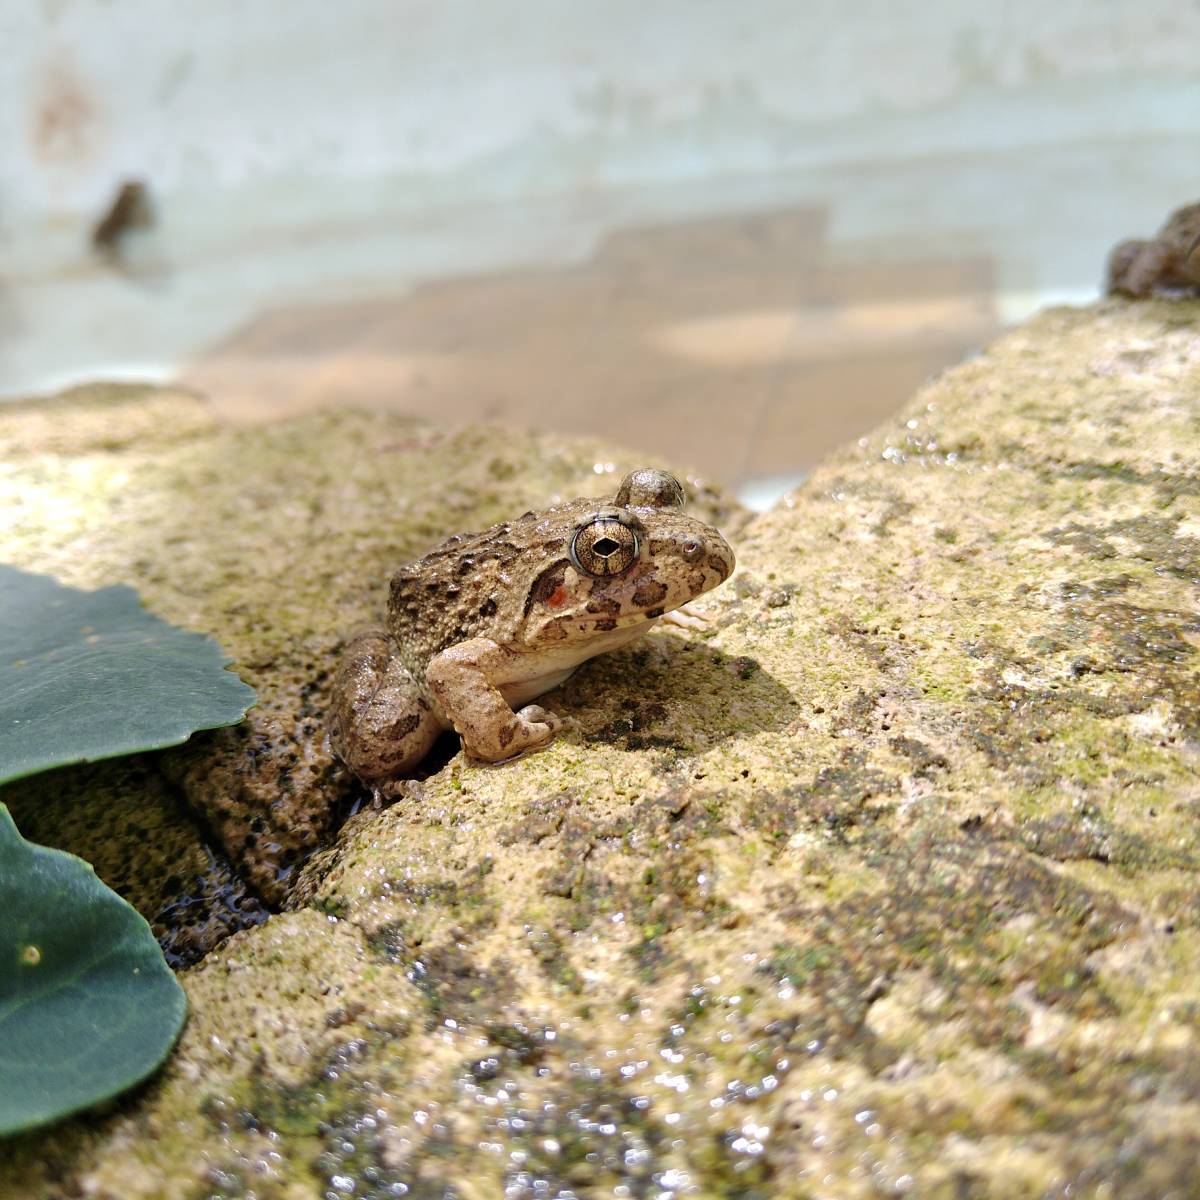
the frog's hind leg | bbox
[329,629,441,789]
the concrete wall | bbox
[3,1,1199,394]
[8,2,1199,226]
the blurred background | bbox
[3,1,1197,507]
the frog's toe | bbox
[517,704,568,738]
[661,602,710,631]
[370,779,410,807]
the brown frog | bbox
[329,468,735,790]
[1106,202,1200,298]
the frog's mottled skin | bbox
[329,469,735,786]
[1106,202,1200,298]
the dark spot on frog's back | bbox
[525,560,568,617]
[478,541,522,567]
[389,573,422,608]
[389,712,421,740]
[594,619,618,631]
[478,597,498,618]
[632,580,669,608]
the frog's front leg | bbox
[425,637,567,762]
[329,630,442,787]
[1111,238,1173,298]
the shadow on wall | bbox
[187,206,1001,486]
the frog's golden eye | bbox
[569,510,640,577]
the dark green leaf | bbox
[0,804,187,1135]
[0,565,255,786]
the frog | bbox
[1106,202,1200,298]
[329,468,735,790]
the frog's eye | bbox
[569,511,640,577]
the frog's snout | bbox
[708,529,736,583]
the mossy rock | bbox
[3,301,1200,1198]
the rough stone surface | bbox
[2,301,1200,1198]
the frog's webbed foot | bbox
[661,601,711,631]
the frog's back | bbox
[386,500,593,676]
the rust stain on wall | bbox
[30,49,106,172]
